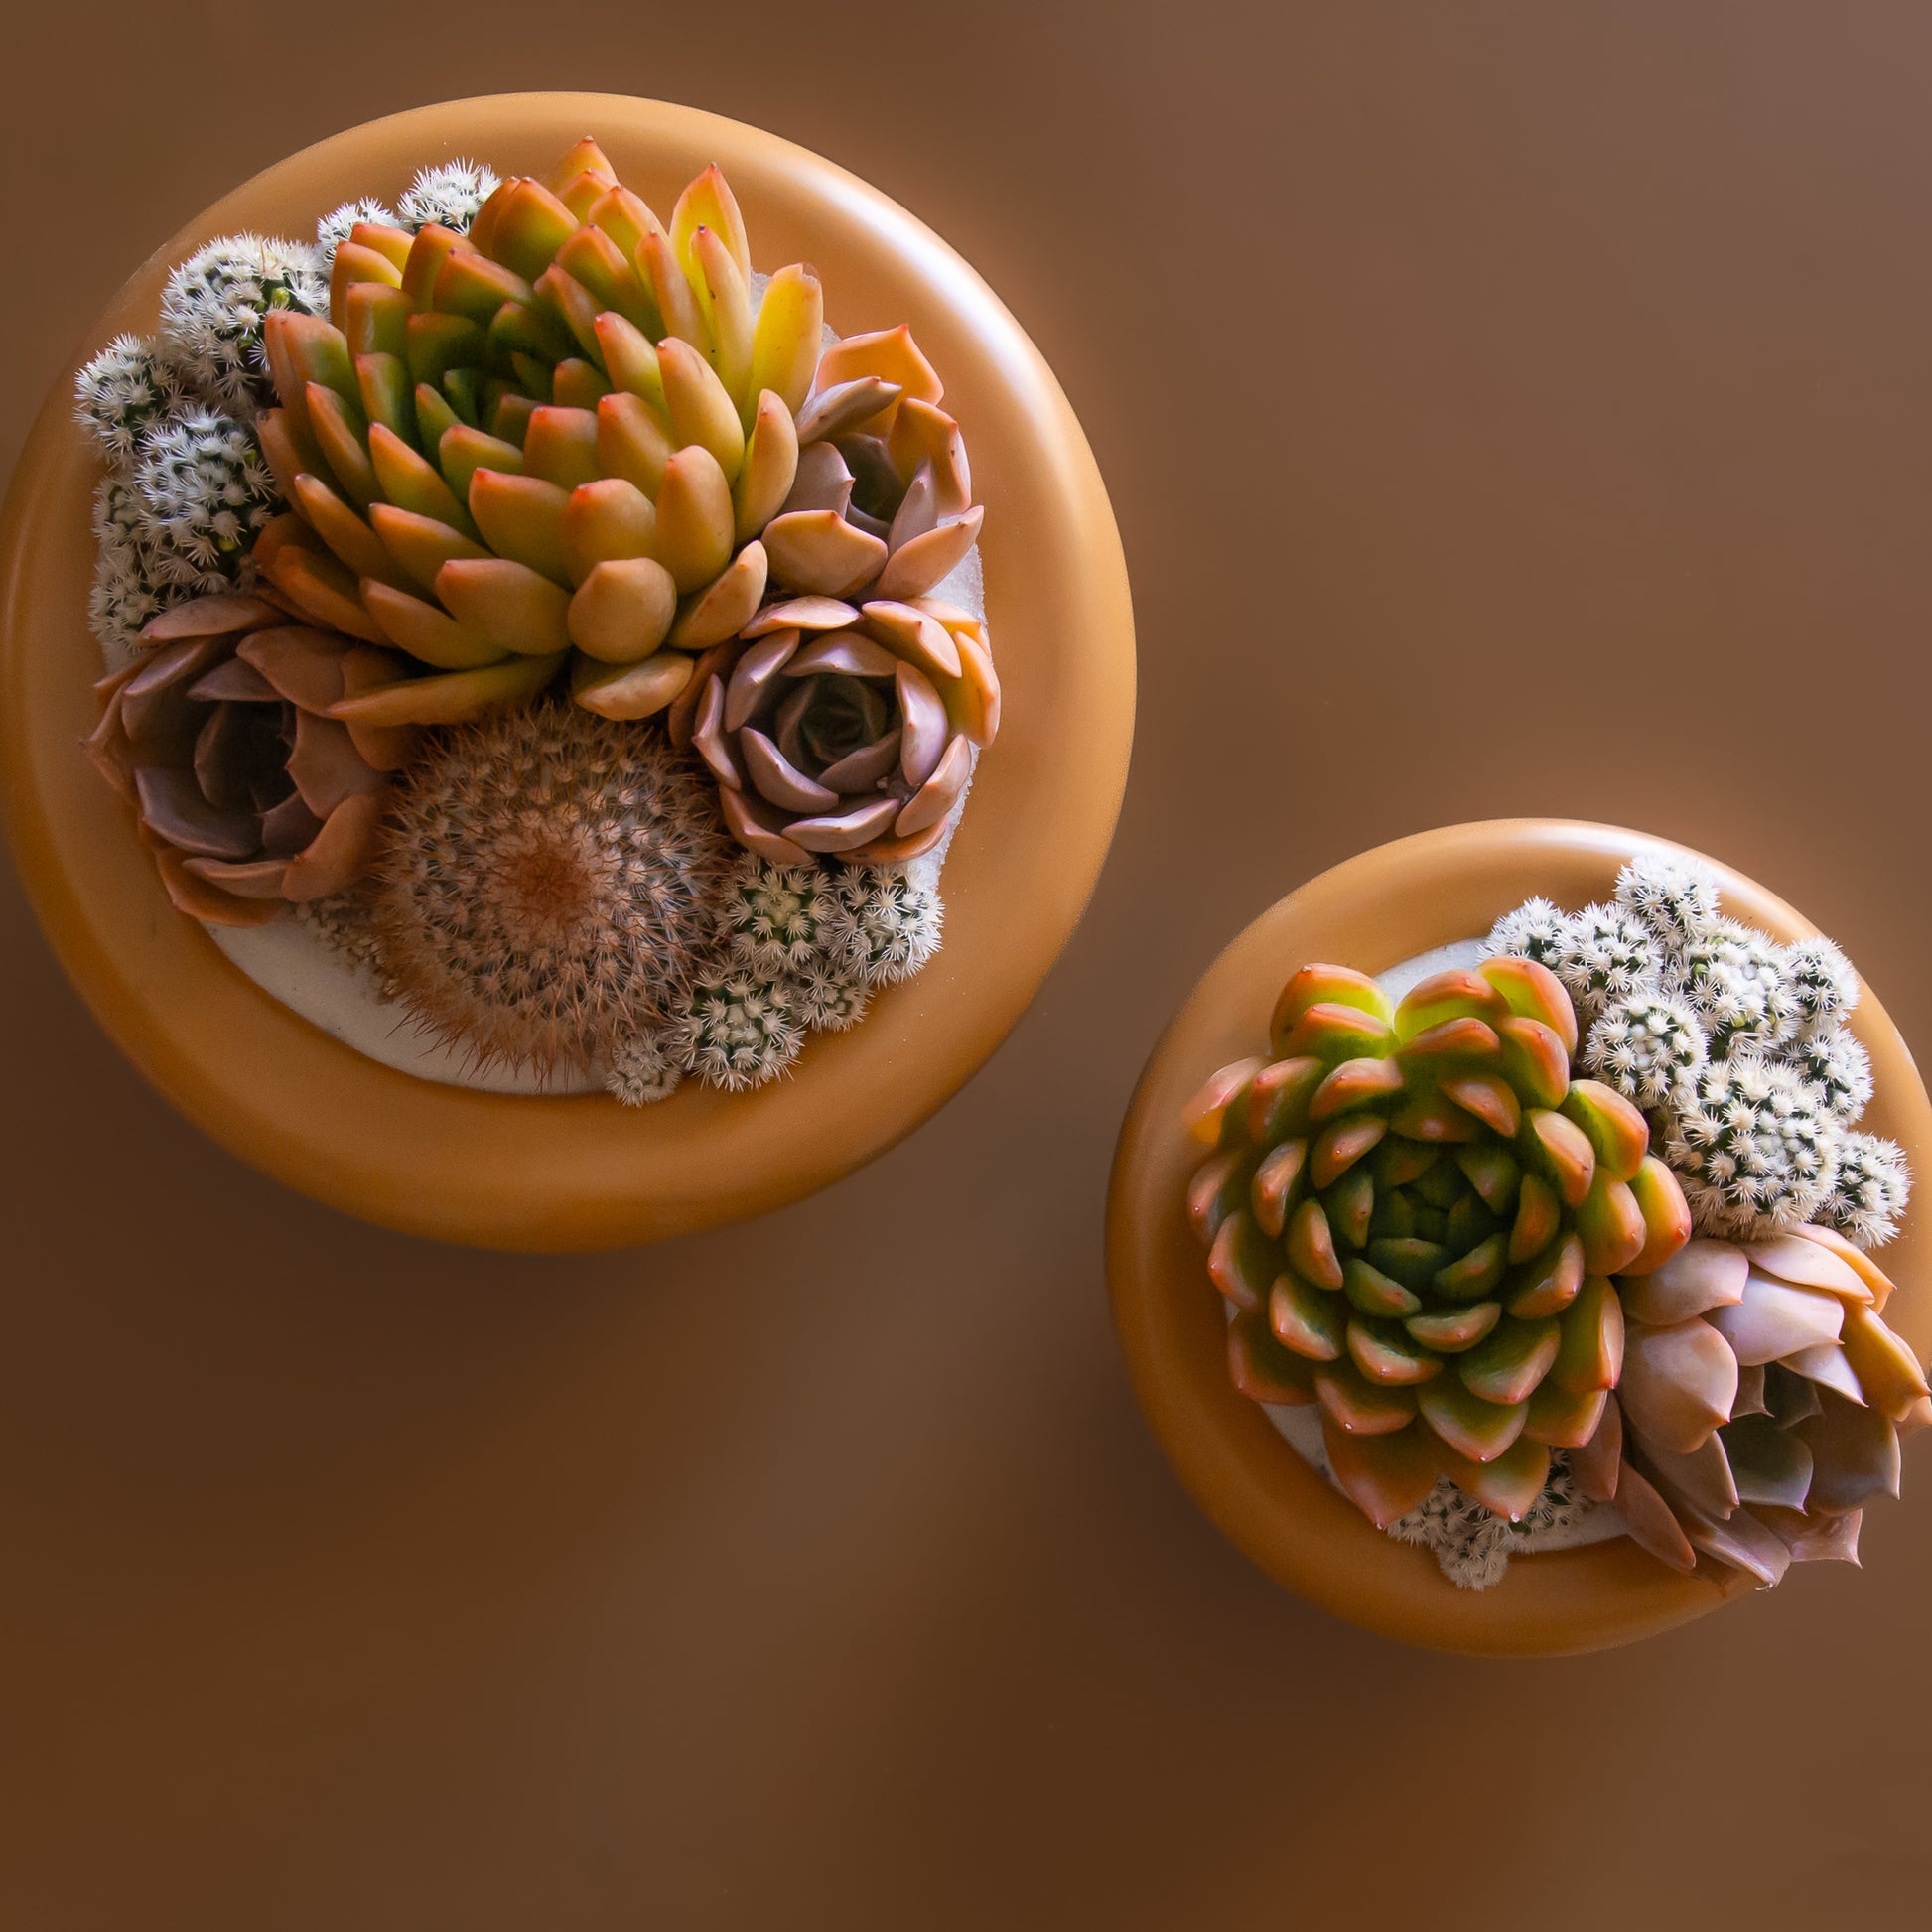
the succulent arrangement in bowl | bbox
[71,138,998,1100]
[1180,853,1925,1595]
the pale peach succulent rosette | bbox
[1591,1224,1930,1584]
[667,327,999,865]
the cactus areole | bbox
[1182,956,1696,1532]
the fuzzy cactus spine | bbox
[157,232,323,413]
[1612,854,1722,952]
[396,159,500,234]
[1663,1051,1838,1238]
[1821,1134,1911,1247]
[1582,987,1707,1110]
[677,969,802,1090]
[608,1030,684,1106]
[73,334,189,466]
[826,865,944,987]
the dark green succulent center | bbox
[1361,1149,1503,1290]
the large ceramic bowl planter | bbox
[1107,820,1932,1656]
[0,94,1134,1251]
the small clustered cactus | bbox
[75,250,311,649]
[1826,1134,1913,1248]
[1666,1052,1836,1238]
[130,408,277,581]
[1546,903,1659,1023]
[86,477,172,648]
[825,864,944,986]
[394,158,500,234]
[156,233,323,413]
[1614,853,1721,951]
[606,856,939,1101]
[1783,936,1860,1035]
[606,1029,683,1106]
[1789,1026,1874,1124]
[676,970,803,1091]
[1675,920,1798,1055]
[1485,896,1571,970]
[1485,854,1911,1248]
[720,856,835,976]
[72,334,188,466]
[1581,987,1707,1108]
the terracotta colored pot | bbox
[0,94,1135,1252]
[1107,820,1932,1656]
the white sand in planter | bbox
[1233,937,1627,1567]
[200,546,987,1096]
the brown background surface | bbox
[3,6,1929,1928]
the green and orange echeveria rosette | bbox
[250,138,827,732]
[1182,956,1693,1530]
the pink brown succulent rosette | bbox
[84,591,416,924]
[672,592,998,865]
[666,324,999,866]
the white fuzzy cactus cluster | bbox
[606,856,944,1103]
[309,162,499,274]
[156,233,324,413]
[313,197,397,275]
[1486,853,1911,1247]
[72,334,189,466]
[85,477,171,648]
[394,158,499,234]
[131,409,275,579]
[75,180,499,654]
[74,227,324,651]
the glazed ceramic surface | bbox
[1107,820,1932,1656]
[0,94,1135,1251]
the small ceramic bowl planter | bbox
[1108,821,1931,1656]
[0,94,1134,1251]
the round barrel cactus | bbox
[1183,956,1693,1530]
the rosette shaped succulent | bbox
[248,139,824,731]
[1593,1228,1930,1584]
[1182,958,1693,1530]
[82,591,412,924]
[756,326,984,607]
[675,593,999,863]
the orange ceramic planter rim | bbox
[1106,819,1932,1657]
[0,94,1136,1252]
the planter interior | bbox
[0,93,1136,1251]
[1106,819,1932,1656]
